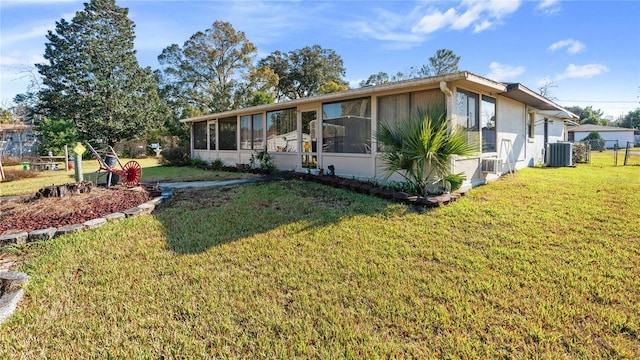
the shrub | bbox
[572,142,590,163]
[160,147,190,166]
[211,158,225,170]
[190,158,207,167]
[1,169,39,182]
[376,107,477,195]
[255,147,275,170]
[1,156,23,167]
[583,132,605,151]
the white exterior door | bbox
[299,109,318,172]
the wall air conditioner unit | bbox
[481,158,503,174]
[546,142,573,167]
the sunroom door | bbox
[299,109,318,172]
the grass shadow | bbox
[154,179,399,254]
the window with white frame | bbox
[218,117,237,150]
[322,97,371,154]
[209,122,216,150]
[456,89,479,133]
[266,108,296,152]
[240,114,264,150]
[528,112,535,139]
[481,96,496,153]
[193,121,207,150]
[457,89,497,153]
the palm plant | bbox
[376,106,477,196]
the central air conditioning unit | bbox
[546,142,573,167]
[481,158,503,174]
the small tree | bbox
[376,107,477,196]
[583,131,605,151]
[418,49,460,77]
[39,118,80,155]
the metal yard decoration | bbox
[85,142,142,188]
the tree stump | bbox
[35,182,94,198]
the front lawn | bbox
[1,152,638,358]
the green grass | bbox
[0,151,639,358]
[0,158,255,197]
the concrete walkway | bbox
[157,173,297,189]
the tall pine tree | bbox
[37,0,162,146]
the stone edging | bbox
[0,271,28,325]
[0,186,174,248]
[0,186,174,325]
[297,174,467,207]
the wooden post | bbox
[64,145,69,171]
[0,156,4,182]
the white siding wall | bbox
[495,97,527,171]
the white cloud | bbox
[537,0,561,15]
[556,63,609,80]
[413,0,520,35]
[486,62,525,81]
[350,6,426,49]
[548,39,586,54]
[0,52,45,67]
[412,8,457,34]
[1,24,52,46]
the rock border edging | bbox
[0,186,173,248]
[0,186,173,325]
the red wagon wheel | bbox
[121,160,142,188]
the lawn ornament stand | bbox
[85,142,142,188]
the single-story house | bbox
[181,71,578,191]
[567,124,636,148]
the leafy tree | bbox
[157,21,268,116]
[247,92,276,107]
[565,106,585,120]
[579,106,606,125]
[39,118,80,155]
[361,49,460,87]
[0,108,12,124]
[359,72,392,87]
[582,131,605,151]
[619,108,640,129]
[12,92,40,124]
[258,45,347,101]
[419,49,460,77]
[566,105,608,125]
[319,81,348,94]
[36,0,162,146]
[376,106,477,196]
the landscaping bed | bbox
[0,184,159,235]
[297,173,466,208]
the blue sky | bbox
[1,0,639,119]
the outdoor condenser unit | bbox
[481,158,503,174]
[546,142,573,167]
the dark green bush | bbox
[160,147,190,166]
[211,158,225,170]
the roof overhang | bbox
[180,71,577,124]
[180,71,508,124]
[505,83,579,120]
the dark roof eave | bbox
[504,83,579,120]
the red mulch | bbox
[0,187,152,235]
